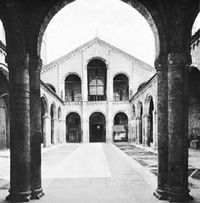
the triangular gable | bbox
[42,37,154,74]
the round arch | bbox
[137,101,143,144]
[87,56,107,65]
[63,72,82,82]
[66,112,81,143]
[0,96,9,149]
[113,73,129,101]
[65,74,82,102]
[41,96,49,147]
[89,112,106,142]
[46,83,56,93]
[87,58,107,101]
[50,102,56,144]
[144,95,154,146]
[113,72,130,81]
[113,112,128,142]
[36,0,166,61]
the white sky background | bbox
[42,0,156,66]
[0,0,199,66]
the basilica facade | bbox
[1,32,200,151]
[40,37,155,146]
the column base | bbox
[167,188,193,202]
[153,188,168,200]
[31,188,45,200]
[6,191,31,202]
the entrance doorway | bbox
[113,112,128,142]
[89,112,106,142]
[66,113,81,143]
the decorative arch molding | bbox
[41,95,49,115]
[136,100,143,118]
[46,83,56,93]
[63,72,82,83]
[36,0,166,60]
[89,111,106,121]
[144,94,154,114]
[87,56,107,66]
[112,110,130,121]
[50,102,56,119]
[112,72,130,81]
[66,111,81,120]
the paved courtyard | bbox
[0,143,199,202]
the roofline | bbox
[42,37,154,72]
[40,80,64,104]
[130,73,157,102]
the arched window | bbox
[65,74,81,101]
[113,74,129,101]
[87,59,107,101]
[46,83,56,93]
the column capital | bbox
[168,53,191,69]
[155,54,167,71]
[6,53,29,69]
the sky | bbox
[42,0,156,65]
[0,0,199,66]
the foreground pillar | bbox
[167,53,191,202]
[29,56,44,199]
[6,54,31,202]
[154,55,168,200]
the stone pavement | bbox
[0,143,200,202]
[0,143,166,203]
[115,142,200,203]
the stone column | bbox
[6,53,31,202]
[42,115,48,147]
[45,115,51,147]
[82,66,88,101]
[135,117,140,144]
[143,114,149,146]
[29,56,44,199]
[153,110,157,148]
[154,55,168,200]
[167,53,191,202]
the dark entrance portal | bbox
[66,113,81,143]
[89,113,106,142]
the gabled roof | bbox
[42,37,154,74]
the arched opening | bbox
[65,74,81,101]
[148,97,154,146]
[89,112,106,142]
[66,112,81,143]
[58,106,62,143]
[113,112,128,142]
[46,83,56,93]
[50,103,56,144]
[87,59,107,101]
[113,74,129,101]
[188,67,200,147]
[132,104,136,119]
[0,97,8,149]
[41,96,48,147]
[137,101,143,144]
